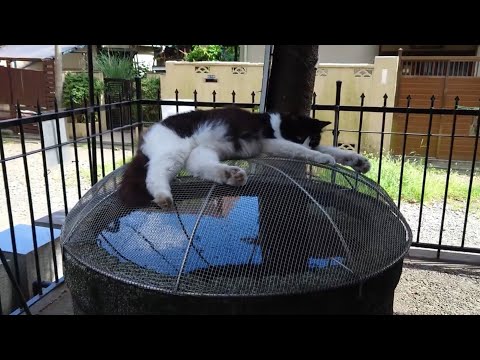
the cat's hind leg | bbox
[186,146,247,186]
[146,155,186,208]
[142,125,191,208]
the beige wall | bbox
[312,56,399,153]
[153,56,399,154]
[161,61,264,103]
[361,56,399,153]
[312,63,375,148]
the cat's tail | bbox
[118,150,153,207]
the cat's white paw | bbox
[224,166,248,186]
[152,192,173,209]
[338,153,371,174]
[313,153,336,166]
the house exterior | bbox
[239,45,480,64]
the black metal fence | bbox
[0,78,479,315]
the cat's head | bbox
[279,113,331,149]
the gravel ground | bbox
[400,202,480,249]
[0,139,129,231]
[394,258,480,315]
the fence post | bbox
[6,60,15,118]
[394,48,403,106]
[333,81,342,147]
[135,77,143,135]
[87,45,97,185]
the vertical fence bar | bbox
[357,93,365,154]
[83,97,94,186]
[88,45,98,185]
[53,100,68,215]
[0,248,31,315]
[69,97,82,200]
[461,102,480,248]
[135,76,143,135]
[36,103,59,282]
[416,95,436,244]
[398,95,412,209]
[157,89,162,121]
[333,81,342,147]
[377,94,388,185]
[394,48,403,107]
[251,91,256,112]
[95,95,105,178]
[232,90,236,104]
[309,92,317,177]
[17,106,43,296]
[193,90,198,111]
[107,96,116,171]
[438,97,460,256]
[127,93,135,159]
[0,124,20,283]
[212,90,217,109]
[311,92,317,119]
[118,94,126,164]
[175,89,179,114]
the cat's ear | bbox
[315,120,331,131]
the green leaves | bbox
[184,45,236,62]
[63,72,104,108]
[95,52,137,80]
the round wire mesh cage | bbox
[62,157,412,314]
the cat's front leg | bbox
[222,166,248,186]
[186,146,248,187]
[315,145,370,173]
[261,139,336,165]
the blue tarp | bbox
[0,225,61,254]
[98,196,345,275]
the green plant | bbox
[95,52,137,80]
[362,153,480,207]
[134,61,150,78]
[184,45,223,62]
[62,72,104,123]
[141,77,161,121]
[220,46,237,61]
[141,77,160,99]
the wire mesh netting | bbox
[61,157,412,297]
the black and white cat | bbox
[119,107,370,208]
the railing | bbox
[399,56,480,77]
[0,79,479,315]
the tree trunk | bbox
[258,46,320,261]
[265,45,318,116]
